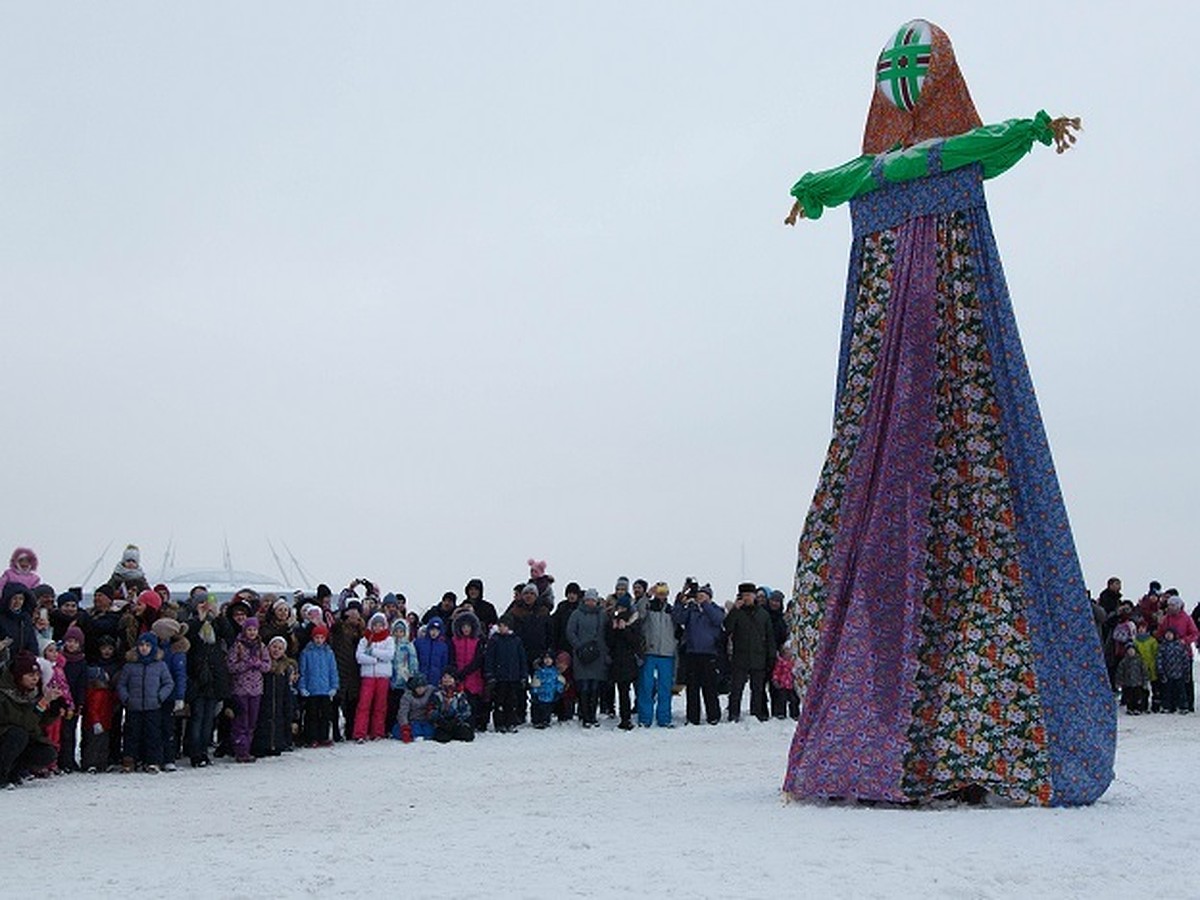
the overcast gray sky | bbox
[2,2,1193,610]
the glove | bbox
[400,724,413,744]
[92,722,105,735]
[328,691,336,698]
[173,700,185,714]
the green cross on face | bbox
[876,23,931,111]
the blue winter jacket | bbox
[164,646,188,703]
[117,648,175,712]
[673,600,726,655]
[415,634,450,686]
[529,664,563,703]
[298,641,340,697]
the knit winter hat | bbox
[583,588,600,602]
[56,592,78,608]
[11,651,39,679]
[243,617,260,630]
[368,612,388,631]
[615,576,630,591]
[63,625,86,645]
[1167,596,1184,611]
[696,584,713,599]
[121,545,141,565]
[138,589,163,611]
[268,636,288,650]
[151,618,182,642]
[311,624,329,640]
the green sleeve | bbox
[789,111,1056,218]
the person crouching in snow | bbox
[253,636,298,757]
[226,617,271,763]
[354,612,395,741]
[116,631,174,773]
[298,624,338,747]
[529,652,565,729]
[0,652,61,786]
[396,674,434,742]
[430,671,475,743]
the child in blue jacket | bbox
[529,652,565,729]
[298,625,339,746]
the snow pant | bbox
[185,696,218,762]
[433,721,475,743]
[159,704,181,764]
[491,681,522,730]
[80,729,110,772]
[303,696,333,744]
[531,698,554,726]
[615,679,635,726]
[334,686,358,740]
[354,676,389,739]
[44,718,62,762]
[555,690,575,722]
[0,729,56,784]
[231,694,261,760]
[410,720,435,740]
[1161,679,1189,713]
[770,685,801,719]
[576,679,600,725]
[123,708,164,766]
[637,655,675,726]
[684,653,721,725]
[728,665,767,721]
[599,679,615,716]
[1120,685,1148,712]
[386,688,404,734]
[57,713,79,771]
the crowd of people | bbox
[1093,577,1198,715]
[0,546,797,786]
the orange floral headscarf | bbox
[862,20,981,154]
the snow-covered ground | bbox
[7,697,1195,899]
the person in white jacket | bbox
[353,613,395,740]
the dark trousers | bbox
[555,691,575,721]
[684,654,721,725]
[599,679,614,716]
[615,679,635,725]
[1120,684,1148,712]
[433,721,475,743]
[303,696,333,744]
[185,696,218,761]
[1162,679,1188,713]
[577,678,600,725]
[0,729,56,784]
[770,685,801,718]
[492,681,522,730]
[159,704,181,763]
[57,713,80,771]
[531,698,554,726]
[123,708,164,766]
[728,665,767,721]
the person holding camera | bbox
[673,583,725,725]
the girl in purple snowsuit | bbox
[226,617,271,762]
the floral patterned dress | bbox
[782,146,1115,807]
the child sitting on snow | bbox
[430,671,475,743]
[529,652,565,729]
[1114,643,1149,714]
[396,674,434,742]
